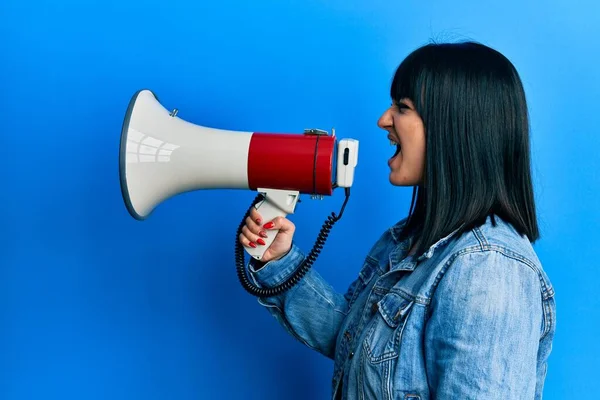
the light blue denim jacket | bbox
[248,215,555,399]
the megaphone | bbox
[119,89,359,296]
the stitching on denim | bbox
[372,286,388,295]
[387,287,416,303]
[540,296,554,340]
[363,319,398,363]
[254,252,306,286]
[276,255,307,283]
[429,249,466,294]
[349,258,380,309]
[472,228,554,299]
[358,350,365,400]
[377,285,428,305]
[257,299,324,354]
[429,245,554,301]
[373,285,426,305]
[280,312,322,353]
[385,356,392,400]
[539,299,547,337]
[480,244,554,300]
[364,303,411,364]
[363,256,382,279]
[257,298,281,311]
[304,278,348,315]
[473,226,488,248]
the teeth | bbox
[390,140,396,146]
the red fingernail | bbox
[249,242,257,248]
[263,222,274,229]
[256,218,262,224]
[257,238,266,245]
[259,231,268,238]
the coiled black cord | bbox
[235,188,351,297]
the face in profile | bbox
[377,98,426,187]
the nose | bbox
[377,107,393,130]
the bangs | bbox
[389,48,428,105]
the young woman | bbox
[239,41,556,400]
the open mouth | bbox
[389,137,401,158]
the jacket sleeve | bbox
[247,243,357,359]
[425,250,543,399]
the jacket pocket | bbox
[363,293,413,364]
[346,257,380,308]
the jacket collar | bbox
[388,218,463,271]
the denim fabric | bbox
[248,215,555,399]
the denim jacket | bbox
[248,215,556,399]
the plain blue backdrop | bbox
[2,0,598,398]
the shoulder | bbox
[424,215,554,302]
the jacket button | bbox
[349,351,354,359]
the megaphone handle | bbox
[245,189,299,261]
[244,200,286,260]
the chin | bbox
[389,173,420,187]
[389,176,409,186]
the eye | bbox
[395,101,410,112]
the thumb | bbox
[263,216,295,235]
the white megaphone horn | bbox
[119,89,359,268]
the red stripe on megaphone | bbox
[247,133,334,195]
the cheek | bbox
[410,138,426,176]
[396,118,426,179]
[399,119,426,156]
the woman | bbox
[239,41,556,400]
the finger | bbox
[262,216,295,234]
[239,232,258,248]
[242,226,266,246]
[249,207,263,225]
[245,216,267,237]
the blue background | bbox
[2,0,598,398]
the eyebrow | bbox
[395,99,412,109]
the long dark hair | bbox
[392,41,539,256]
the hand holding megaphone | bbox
[239,207,296,263]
